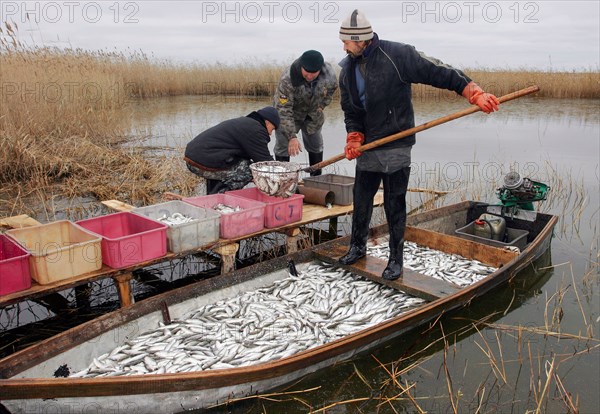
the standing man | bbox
[274,50,338,176]
[337,10,499,280]
[184,106,279,194]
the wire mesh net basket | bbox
[250,161,300,198]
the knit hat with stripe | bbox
[339,9,373,41]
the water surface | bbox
[129,95,599,413]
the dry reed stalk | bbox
[553,370,579,413]
[473,325,508,384]
[569,265,594,338]
[373,354,426,413]
[310,396,373,413]
[484,323,600,342]
[543,282,568,333]
[534,357,555,413]
[442,341,458,414]
[206,386,321,409]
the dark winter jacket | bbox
[184,112,273,169]
[339,34,472,149]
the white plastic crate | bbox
[133,200,220,253]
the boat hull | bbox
[0,201,558,414]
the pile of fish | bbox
[70,263,424,378]
[156,212,194,226]
[251,162,298,198]
[212,203,242,214]
[367,240,496,287]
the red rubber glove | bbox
[461,82,500,114]
[344,132,365,160]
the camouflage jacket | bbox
[274,59,338,140]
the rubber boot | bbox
[208,182,229,195]
[339,244,366,265]
[339,170,381,266]
[381,167,410,280]
[308,151,323,176]
[275,155,290,162]
[206,179,222,195]
[382,241,404,280]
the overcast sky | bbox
[3,1,599,71]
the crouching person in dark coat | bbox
[184,107,279,194]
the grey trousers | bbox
[274,126,323,158]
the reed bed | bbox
[1,21,599,219]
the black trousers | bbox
[350,167,410,261]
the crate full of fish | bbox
[183,194,265,239]
[0,234,31,295]
[5,221,102,285]
[303,174,355,206]
[226,187,304,229]
[77,212,168,269]
[132,200,220,253]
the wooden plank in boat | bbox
[101,200,135,212]
[404,226,518,268]
[0,214,42,228]
[313,239,459,301]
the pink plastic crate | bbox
[227,187,304,228]
[183,194,265,239]
[0,234,31,295]
[77,212,168,269]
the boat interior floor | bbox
[313,238,460,302]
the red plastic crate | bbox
[226,187,304,228]
[77,212,168,269]
[0,234,31,295]
[183,194,265,239]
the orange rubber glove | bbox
[461,82,500,114]
[344,132,365,160]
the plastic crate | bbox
[5,221,102,285]
[183,194,265,239]
[455,223,529,251]
[0,234,31,295]
[303,174,355,205]
[133,201,220,253]
[77,212,168,269]
[227,187,304,228]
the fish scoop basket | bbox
[250,161,300,198]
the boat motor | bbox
[496,171,549,211]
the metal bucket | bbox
[250,161,300,198]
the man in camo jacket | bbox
[273,50,338,176]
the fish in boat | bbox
[0,201,558,414]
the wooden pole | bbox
[303,85,540,173]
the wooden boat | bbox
[0,201,557,414]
